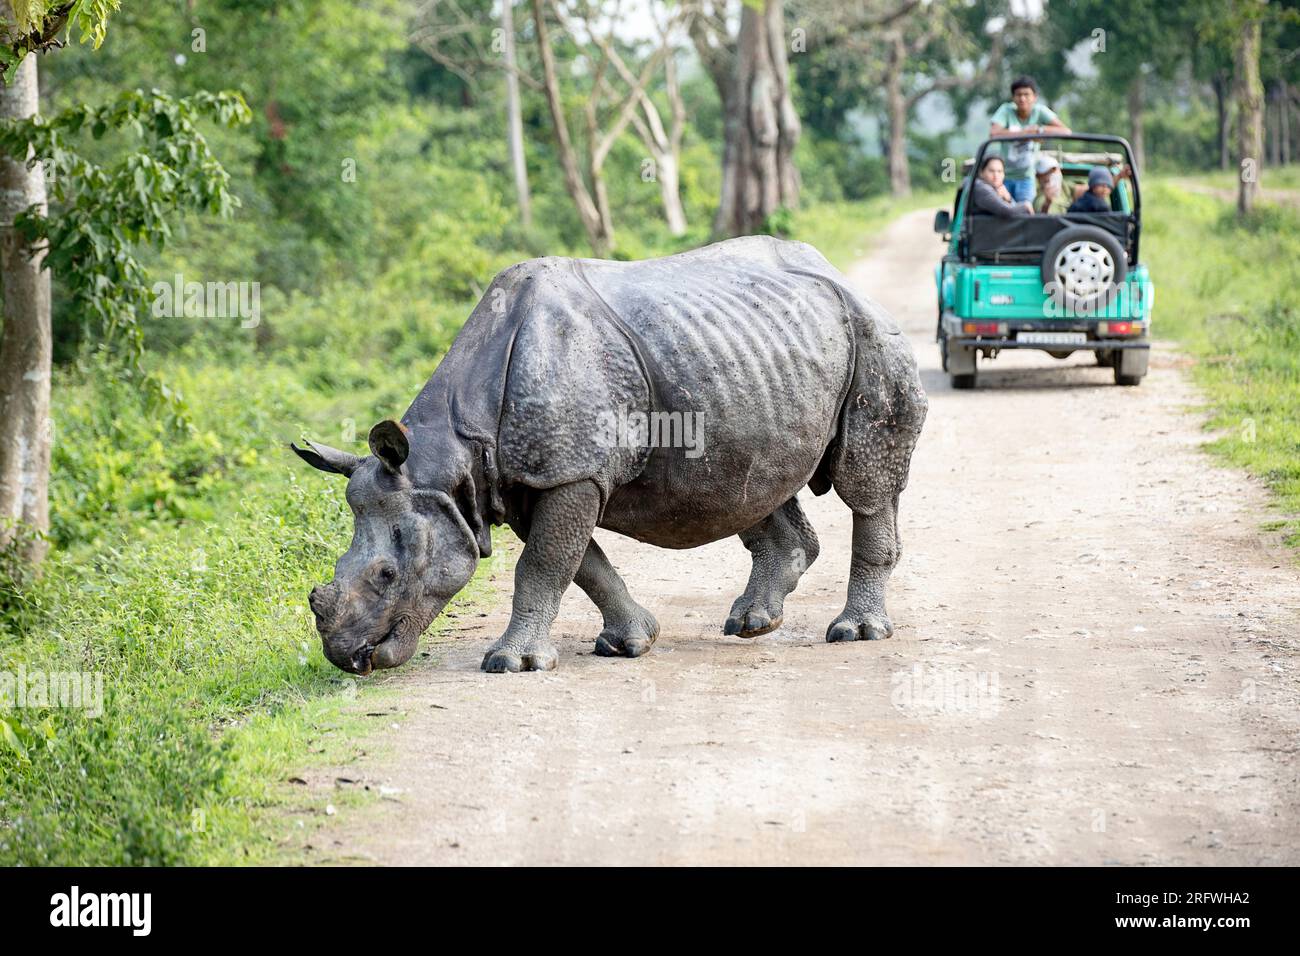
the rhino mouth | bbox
[348,639,379,677]
[344,628,397,677]
[334,604,442,676]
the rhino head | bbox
[292,420,481,675]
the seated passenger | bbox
[972,155,1034,218]
[1068,166,1115,213]
[1034,156,1072,215]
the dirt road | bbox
[313,208,1300,865]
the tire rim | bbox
[1054,240,1114,300]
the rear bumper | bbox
[938,311,1150,351]
[949,337,1150,350]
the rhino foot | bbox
[593,610,659,658]
[727,498,818,639]
[826,611,893,643]
[481,639,558,673]
[723,604,784,638]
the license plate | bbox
[1017,331,1087,346]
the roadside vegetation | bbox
[1144,177,1300,549]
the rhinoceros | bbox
[293,236,927,674]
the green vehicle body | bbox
[934,133,1153,388]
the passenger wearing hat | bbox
[1068,166,1115,213]
[1035,156,1073,215]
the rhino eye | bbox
[391,525,402,546]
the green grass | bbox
[0,269,507,864]
[1164,165,1300,196]
[1144,171,1300,549]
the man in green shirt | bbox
[989,75,1071,204]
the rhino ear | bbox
[368,420,410,474]
[291,439,360,477]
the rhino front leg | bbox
[482,481,600,673]
[576,539,659,658]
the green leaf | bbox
[0,715,30,762]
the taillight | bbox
[1098,321,1139,335]
[962,322,1004,335]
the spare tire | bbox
[1041,225,1127,315]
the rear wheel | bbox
[942,335,977,388]
[1041,226,1128,314]
[1113,345,1149,386]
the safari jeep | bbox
[933,133,1153,388]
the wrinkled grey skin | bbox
[294,236,927,675]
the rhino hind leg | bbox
[724,496,820,638]
[482,481,600,673]
[826,497,900,642]
[576,538,659,658]
[823,353,926,643]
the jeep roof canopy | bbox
[960,150,1125,175]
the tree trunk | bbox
[1266,81,1280,167]
[711,81,740,237]
[767,0,800,210]
[588,137,616,254]
[617,42,688,236]
[1282,81,1292,167]
[656,151,687,235]
[1268,79,1288,167]
[1213,72,1231,170]
[885,31,910,196]
[0,50,52,566]
[500,0,531,228]
[714,0,800,237]
[1291,85,1300,167]
[1127,72,1146,174]
[1234,16,1263,215]
[530,0,611,255]
[632,104,688,235]
[688,9,738,237]
[656,51,688,235]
